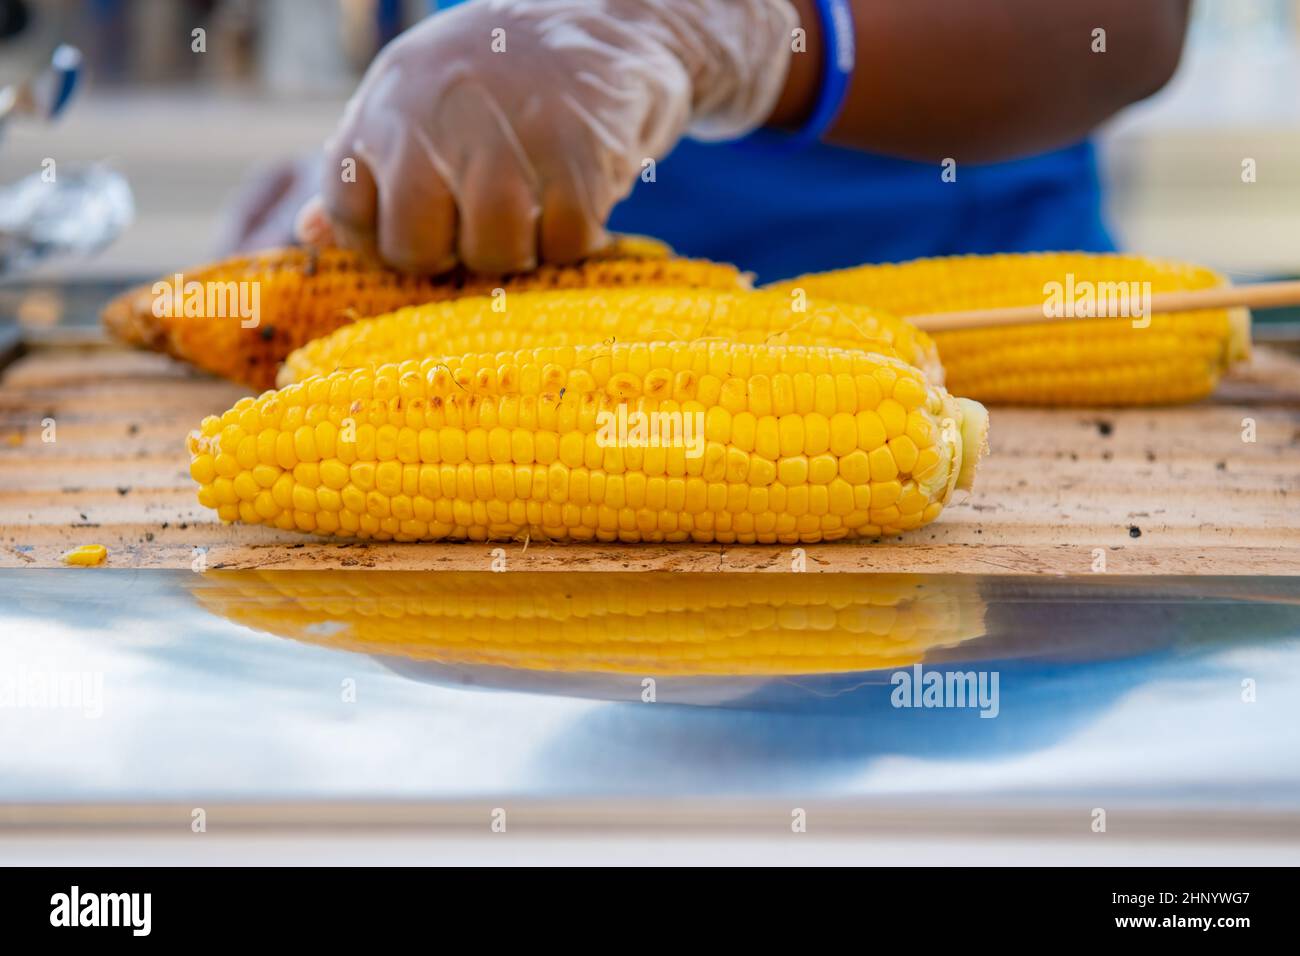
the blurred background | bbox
[1,0,1300,278]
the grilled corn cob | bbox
[767,253,1251,405]
[187,341,988,543]
[103,236,747,391]
[191,571,987,676]
[277,287,944,387]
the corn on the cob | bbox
[191,571,987,676]
[103,236,747,391]
[186,341,988,544]
[768,253,1251,405]
[277,287,944,387]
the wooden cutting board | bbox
[2,339,1298,574]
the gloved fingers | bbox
[456,150,540,274]
[320,134,380,257]
[374,127,459,275]
[294,196,336,248]
[428,79,541,275]
[538,174,609,265]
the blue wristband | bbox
[734,0,855,152]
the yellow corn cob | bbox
[768,253,1252,405]
[186,341,989,544]
[277,287,944,388]
[191,571,987,677]
[102,236,746,391]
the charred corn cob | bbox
[187,341,988,544]
[191,571,986,676]
[767,253,1251,405]
[277,287,944,387]
[103,236,746,391]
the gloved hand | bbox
[299,0,797,274]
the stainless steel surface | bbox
[2,570,1297,819]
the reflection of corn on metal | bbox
[102,237,747,391]
[187,342,989,543]
[276,288,944,387]
[191,571,987,676]
[767,253,1252,406]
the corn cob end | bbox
[955,398,989,493]
[1227,307,1252,366]
[102,285,167,351]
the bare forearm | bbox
[767,0,1190,161]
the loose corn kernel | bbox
[63,544,107,566]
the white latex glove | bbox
[300,0,797,273]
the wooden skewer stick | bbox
[905,279,1300,333]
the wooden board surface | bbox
[1,341,1298,574]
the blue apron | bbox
[609,134,1114,283]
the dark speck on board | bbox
[1128,525,1142,538]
